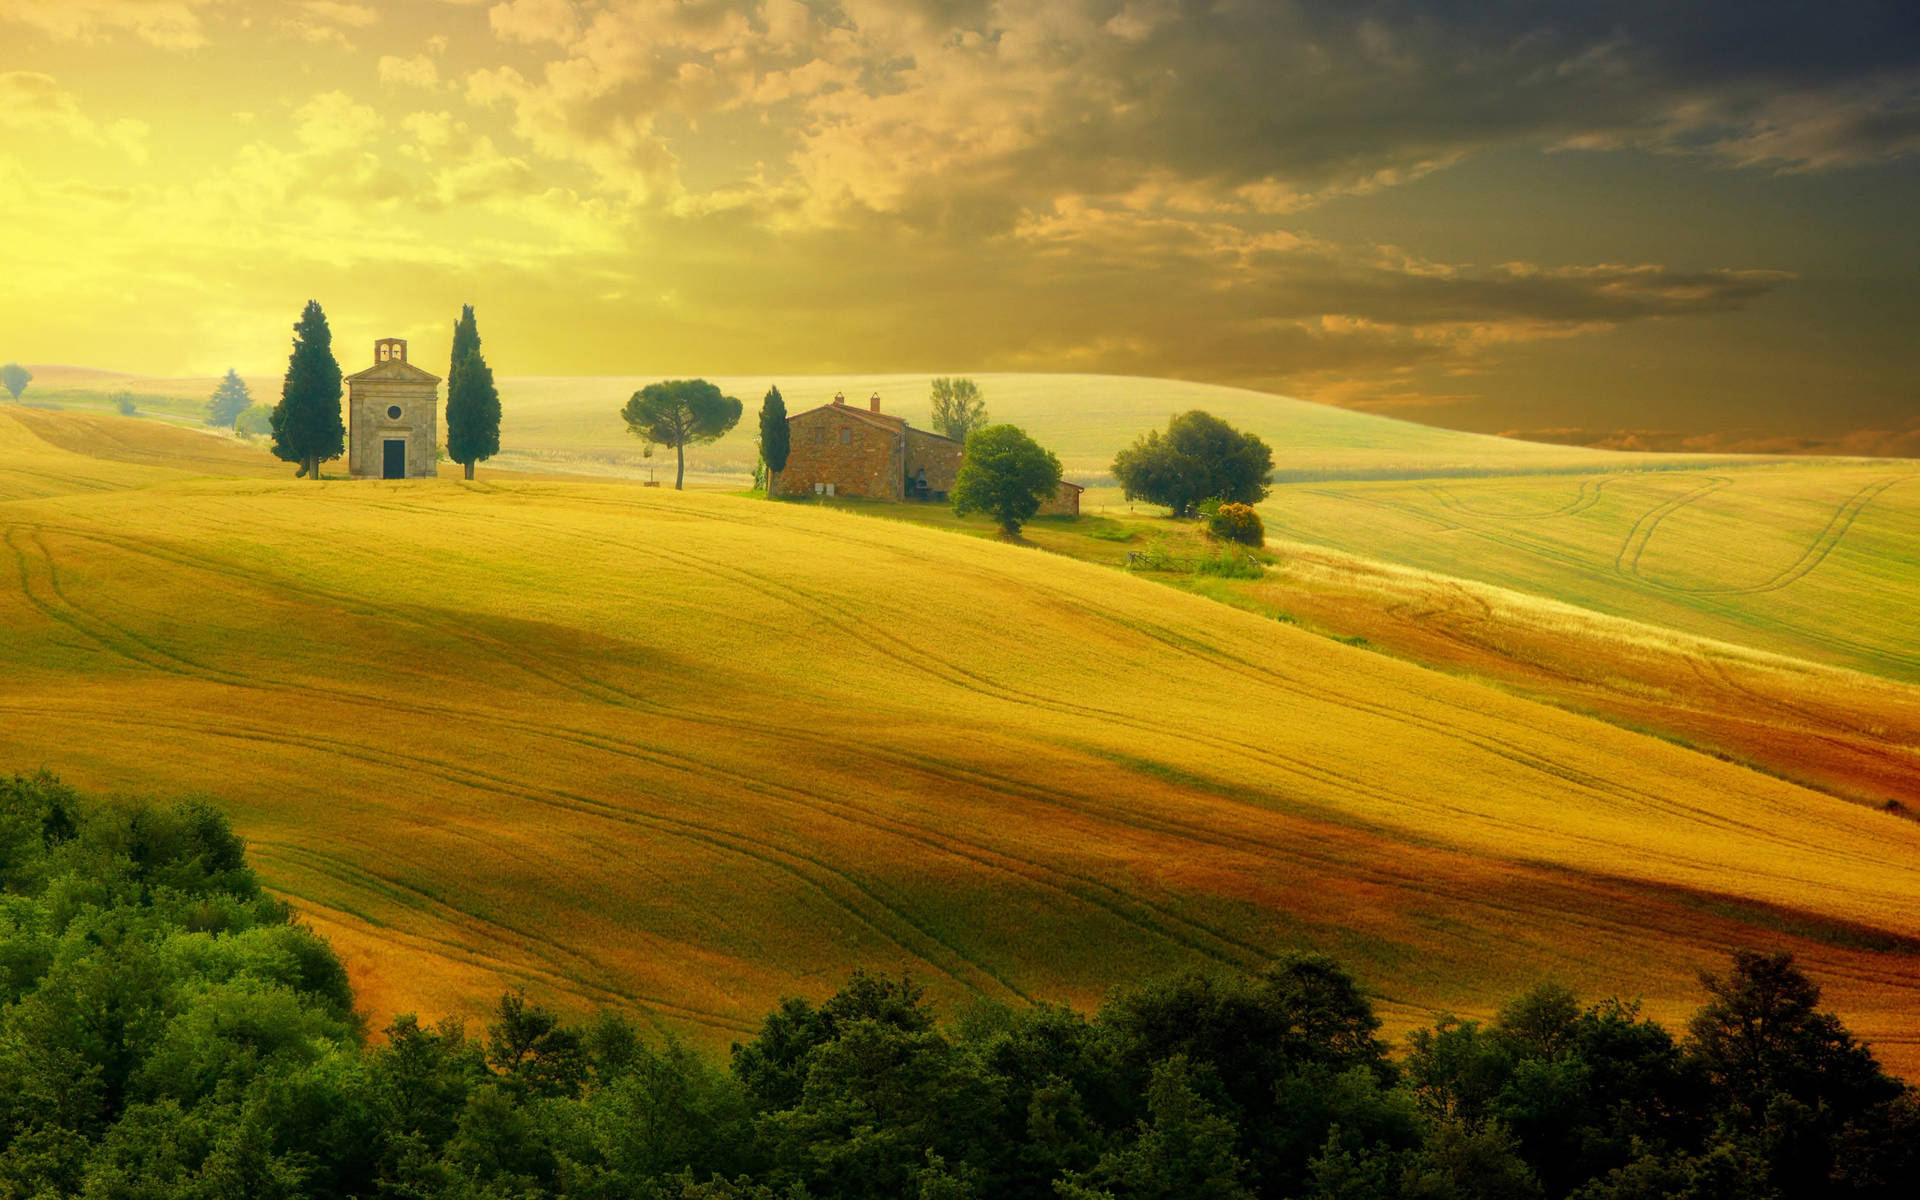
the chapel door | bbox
[382,439,406,479]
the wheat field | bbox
[1266,466,1920,682]
[3,407,1918,1071]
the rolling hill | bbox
[16,366,1676,479]
[1266,466,1920,682]
[3,407,1918,1073]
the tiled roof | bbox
[789,403,907,434]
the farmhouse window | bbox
[840,427,851,444]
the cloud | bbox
[281,0,377,48]
[0,0,227,49]
[0,71,150,161]
[489,0,579,47]
[379,53,441,89]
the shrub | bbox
[110,391,137,416]
[1209,503,1264,546]
[1196,547,1263,579]
[235,404,273,437]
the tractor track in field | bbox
[10,518,1916,998]
[1631,475,1915,597]
[13,519,1280,977]
[365,494,1864,861]
[34,498,1860,866]
[252,841,764,1036]
[1423,476,1611,521]
[436,504,1842,864]
[10,513,1672,979]
[5,523,1293,987]
[9,507,1885,962]
[0,536,1038,1002]
[0,691,1024,1004]
[1614,477,1733,578]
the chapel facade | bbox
[346,338,440,479]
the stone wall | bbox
[777,407,902,499]
[904,429,962,499]
[348,378,440,478]
[1037,481,1083,517]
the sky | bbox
[2,0,1918,450]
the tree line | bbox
[1,770,1913,1199]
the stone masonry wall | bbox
[1037,482,1082,516]
[348,378,439,478]
[777,407,902,498]
[903,429,962,498]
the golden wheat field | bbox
[1266,466,1920,682]
[3,407,1919,1072]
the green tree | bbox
[268,300,345,481]
[1056,1056,1254,1200]
[1686,949,1901,1197]
[621,379,743,490]
[951,424,1061,534]
[444,304,501,480]
[205,368,252,428]
[758,385,790,496]
[447,348,502,481]
[1,362,30,400]
[485,990,589,1100]
[1112,411,1273,517]
[448,304,479,396]
[929,377,987,443]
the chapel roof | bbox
[345,358,440,384]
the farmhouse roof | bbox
[345,358,441,385]
[1058,480,1085,492]
[787,397,962,444]
[789,402,909,435]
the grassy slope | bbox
[1265,466,1920,682]
[794,494,1920,817]
[4,409,1919,1073]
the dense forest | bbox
[1,772,1914,1199]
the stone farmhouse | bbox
[776,389,1086,514]
[346,338,439,479]
[776,392,962,501]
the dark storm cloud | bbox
[1033,0,1920,198]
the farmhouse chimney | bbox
[869,392,881,413]
[375,338,408,365]
[832,391,845,406]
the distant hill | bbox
[22,365,1689,479]
[3,405,1917,1075]
[494,372,1667,478]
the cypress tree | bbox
[445,305,500,481]
[448,304,479,406]
[758,384,789,496]
[268,300,345,480]
[447,347,501,481]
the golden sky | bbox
[3,0,1917,446]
